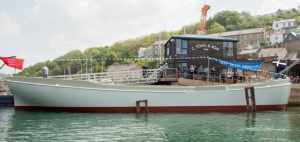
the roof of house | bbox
[273,18,295,23]
[164,35,238,47]
[138,47,146,51]
[260,47,285,52]
[107,64,141,72]
[153,40,168,45]
[239,49,260,54]
[284,52,298,60]
[146,45,153,50]
[207,28,264,37]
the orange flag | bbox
[1,57,24,70]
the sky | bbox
[0,0,299,74]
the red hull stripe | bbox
[15,105,287,113]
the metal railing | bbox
[49,69,161,85]
[179,70,275,84]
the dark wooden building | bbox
[164,35,239,71]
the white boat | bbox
[7,76,291,113]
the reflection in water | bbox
[245,113,256,128]
[1,107,300,141]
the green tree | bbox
[207,22,226,34]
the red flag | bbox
[1,57,24,70]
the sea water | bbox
[1,107,300,142]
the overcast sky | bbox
[0,0,299,74]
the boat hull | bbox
[8,77,291,113]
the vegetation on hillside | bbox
[14,10,300,77]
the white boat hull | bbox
[7,77,291,113]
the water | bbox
[1,107,300,142]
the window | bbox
[275,36,278,40]
[261,55,263,58]
[244,41,248,46]
[289,37,292,41]
[223,42,233,57]
[176,39,187,55]
[257,40,260,45]
[291,22,294,26]
[268,54,270,57]
[275,53,278,56]
[250,34,252,39]
[235,36,237,39]
[288,22,291,26]
[283,23,286,27]
[276,24,278,28]
[250,41,253,45]
[257,34,260,38]
[244,35,247,39]
[267,38,269,41]
[167,48,169,56]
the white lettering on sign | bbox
[191,44,219,51]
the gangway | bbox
[274,58,300,79]
[49,68,178,85]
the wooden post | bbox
[244,87,256,112]
[136,100,148,113]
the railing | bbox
[49,69,161,85]
[179,69,275,84]
[161,68,178,78]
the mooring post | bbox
[245,87,256,112]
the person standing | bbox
[203,66,208,81]
[210,67,216,82]
[189,65,194,79]
[295,76,300,84]
[198,65,203,76]
[177,64,181,78]
[221,69,226,83]
[183,65,188,79]
[41,64,49,78]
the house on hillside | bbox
[238,49,260,58]
[207,28,265,49]
[152,40,167,58]
[138,47,146,58]
[144,46,153,58]
[265,31,284,47]
[283,28,300,56]
[272,19,296,34]
[258,47,287,59]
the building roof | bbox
[273,18,295,23]
[153,40,167,45]
[138,47,146,51]
[239,49,260,54]
[164,35,238,47]
[284,52,298,60]
[107,64,141,72]
[260,47,285,52]
[207,28,264,37]
[146,45,153,50]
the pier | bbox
[0,79,14,106]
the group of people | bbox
[289,76,300,84]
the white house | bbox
[258,47,287,59]
[273,19,295,32]
[265,32,284,47]
[138,47,146,58]
[144,46,153,58]
[238,49,260,58]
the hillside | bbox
[14,10,300,77]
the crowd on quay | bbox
[174,64,275,84]
[289,76,300,84]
